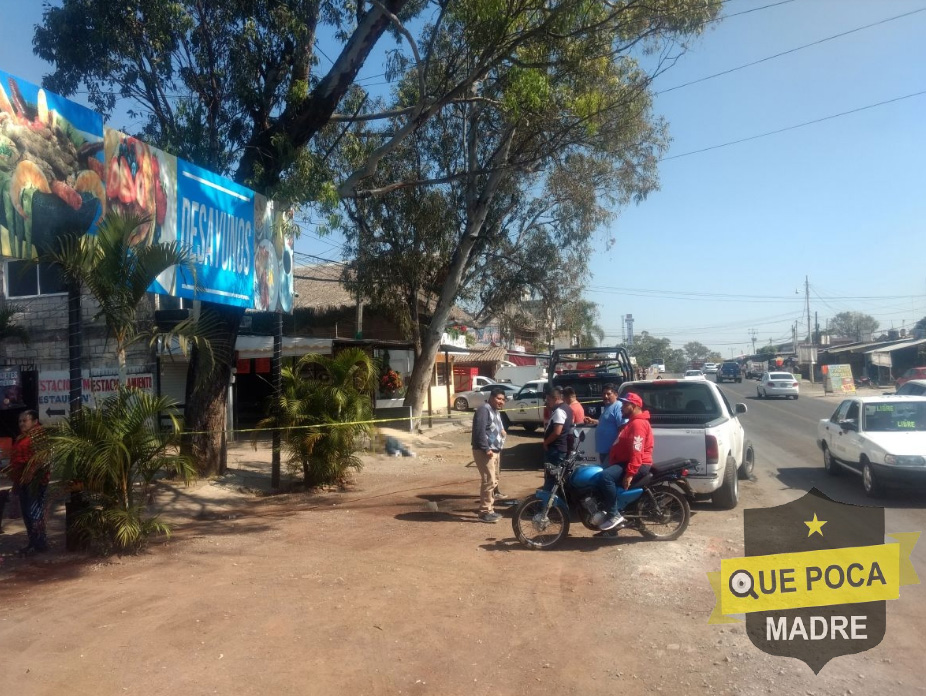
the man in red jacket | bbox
[597,392,653,531]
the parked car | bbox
[816,395,926,496]
[502,379,549,431]
[896,367,926,388]
[716,362,742,383]
[757,372,799,399]
[452,382,520,411]
[895,379,926,396]
[703,363,718,374]
[683,369,706,380]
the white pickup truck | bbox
[575,379,753,509]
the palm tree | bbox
[41,210,198,383]
[0,301,29,346]
[40,387,195,552]
[258,348,377,487]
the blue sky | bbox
[2,0,924,356]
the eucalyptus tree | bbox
[34,0,724,460]
[328,1,722,413]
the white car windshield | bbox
[862,402,926,432]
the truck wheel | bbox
[738,442,755,480]
[453,397,469,411]
[712,457,739,509]
[501,413,511,430]
[523,424,538,433]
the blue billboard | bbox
[174,159,255,308]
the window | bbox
[6,261,67,297]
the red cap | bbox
[619,392,643,408]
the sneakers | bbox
[493,490,508,500]
[479,511,503,523]
[598,514,627,531]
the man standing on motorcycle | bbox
[597,392,653,531]
[542,387,574,490]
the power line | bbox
[658,6,926,95]
[662,89,926,161]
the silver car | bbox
[757,372,800,400]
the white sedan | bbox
[817,396,926,496]
[452,383,520,411]
[757,372,799,399]
[683,369,706,380]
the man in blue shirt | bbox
[583,383,624,464]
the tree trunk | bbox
[182,303,242,476]
[403,129,514,416]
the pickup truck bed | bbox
[575,379,752,509]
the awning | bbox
[866,337,926,354]
[820,340,896,355]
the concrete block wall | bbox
[0,265,157,372]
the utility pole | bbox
[805,275,814,383]
[749,328,757,354]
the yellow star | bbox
[805,513,827,537]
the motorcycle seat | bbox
[651,457,696,475]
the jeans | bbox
[598,463,651,516]
[19,483,49,551]
[543,449,568,491]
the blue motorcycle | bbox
[512,434,696,549]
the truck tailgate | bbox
[574,425,708,476]
[651,429,708,476]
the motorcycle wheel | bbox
[511,497,570,550]
[578,505,601,531]
[635,487,690,541]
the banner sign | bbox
[0,70,104,259]
[0,69,294,313]
[0,367,25,410]
[174,158,254,307]
[822,363,856,395]
[37,370,155,423]
[252,194,295,313]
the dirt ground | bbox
[0,423,922,696]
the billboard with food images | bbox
[252,194,295,313]
[0,69,294,313]
[102,127,179,295]
[0,70,104,259]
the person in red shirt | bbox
[597,392,653,531]
[5,410,49,555]
[563,387,584,450]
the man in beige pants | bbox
[471,388,507,523]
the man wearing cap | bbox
[597,391,653,531]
